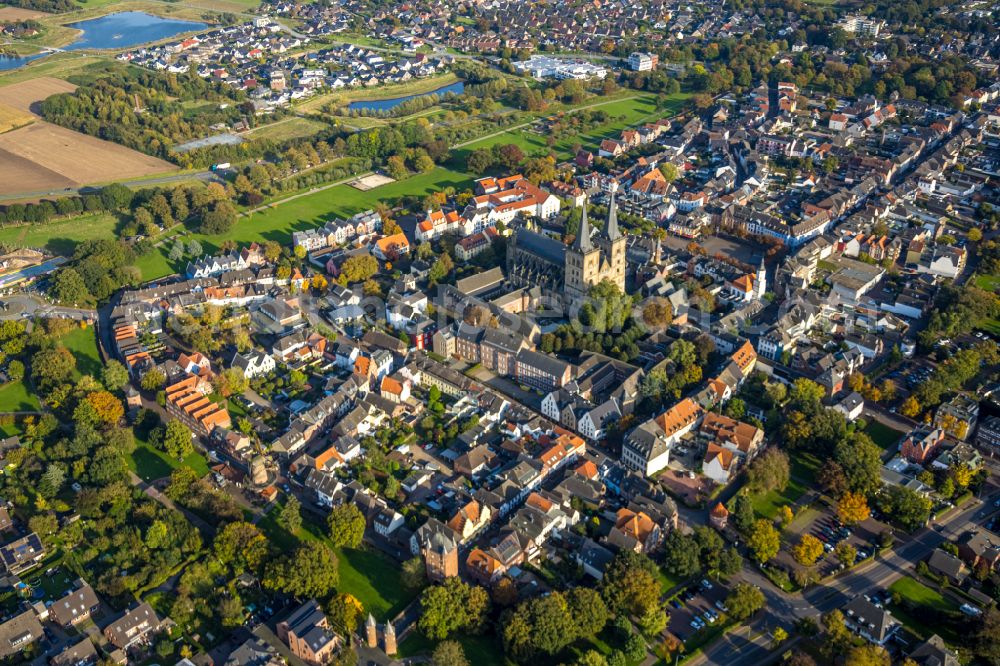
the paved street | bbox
[0,293,95,321]
[688,495,987,665]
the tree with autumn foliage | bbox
[86,390,124,425]
[837,492,871,525]
[793,534,825,566]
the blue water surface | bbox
[347,80,465,111]
[64,11,207,51]
[0,53,45,71]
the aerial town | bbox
[0,0,998,664]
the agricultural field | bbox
[0,6,49,20]
[0,77,175,196]
[0,102,35,134]
[0,76,76,114]
[246,116,330,142]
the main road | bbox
[689,494,987,665]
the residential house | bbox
[842,596,897,645]
[0,532,45,574]
[909,635,959,666]
[958,530,1000,571]
[446,500,491,543]
[934,394,979,441]
[276,600,342,666]
[606,508,663,553]
[901,427,946,465]
[230,350,276,378]
[702,444,737,484]
[49,637,99,666]
[0,609,44,659]
[49,581,100,628]
[926,549,967,585]
[103,602,162,650]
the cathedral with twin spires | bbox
[506,186,627,304]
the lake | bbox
[64,11,207,51]
[347,80,465,112]
[0,12,207,70]
[0,53,45,71]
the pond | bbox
[64,11,207,51]
[0,53,45,71]
[347,80,465,112]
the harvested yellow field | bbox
[0,77,174,195]
[0,102,34,133]
[0,76,77,116]
[0,6,48,20]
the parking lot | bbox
[665,579,732,644]
[777,504,886,578]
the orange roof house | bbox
[447,500,490,541]
[730,340,757,378]
[466,548,506,586]
[608,508,663,553]
[165,375,231,436]
[574,460,599,480]
[654,398,703,439]
[374,233,410,261]
[700,412,764,456]
[709,502,729,529]
[703,444,736,483]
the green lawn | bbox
[246,117,331,142]
[865,421,904,452]
[398,632,507,666]
[889,577,961,642]
[61,325,102,378]
[128,440,211,482]
[0,213,119,255]
[890,577,954,608]
[137,167,472,280]
[751,474,808,520]
[448,92,688,169]
[974,274,1000,293]
[257,500,419,620]
[0,379,41,412]
[752,452,824,521]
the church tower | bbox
[384,621,397,656]
[564,197,601,298]
[366,614,377,648]
[595,184,627,293]
[755,255,767,299]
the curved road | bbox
[688,494,987,665]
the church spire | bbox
[602,182,621,241]
[572,197,593,252]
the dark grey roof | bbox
[602,192,621,241]
[516,229,567,265]
[50,638,98,666]
[516,349,571,378]
[225,637,282,666]
[910,634,959,666]
[572,200,594,252]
